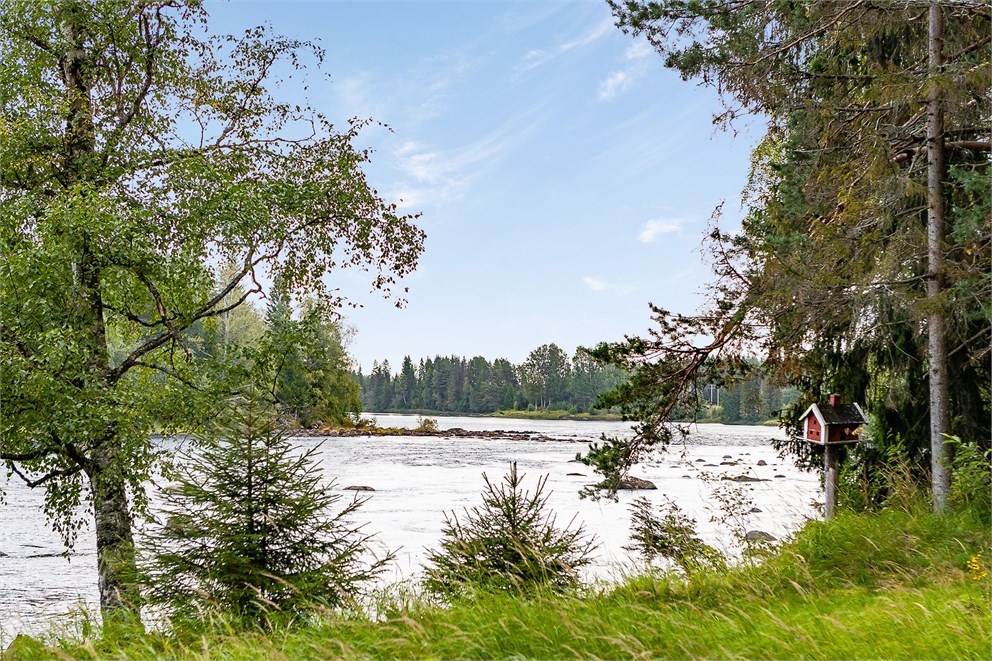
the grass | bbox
[10,505,991,660]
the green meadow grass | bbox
[9,505,990,660]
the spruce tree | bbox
[423,463,597,598]
[142,394,391,623]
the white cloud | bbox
[625,40,653,60]
[638,218,683,243]
[582,276,636,296]
[560,16,615,52]
[597,70,631,101]
[582,276,609,292]
[334,71,384,120]
[390,110,546,211]
[597,38,655,102]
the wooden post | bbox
[824,442,840,519]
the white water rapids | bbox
[0,415,821,641]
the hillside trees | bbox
[0,0,423,619]
[587,1,990,503]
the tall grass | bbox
[10,505,990,660]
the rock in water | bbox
[757,459,768,466]
[344,485,375,491]
[722,475,770,483]
[745,530,777,543]
[617,476,657,490]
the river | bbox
[0,415,820,641]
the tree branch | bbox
[7,462,83,489]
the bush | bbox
[625,497,723,575]
[422,463,597,598]
[415,416,439,433]
[945,435,992,521]
[141,394,392,623]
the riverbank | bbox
[355,409,624,421]
[297,425,580,444]
[355,410,779,425]
[10,504,989,660]
[491,409,622,421]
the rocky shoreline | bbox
[293,426,585,444]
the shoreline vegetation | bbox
[6,504,989,660]
[292,412,780,442]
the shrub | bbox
[945,435,992,521]
[141,394,392,623]
[415,416,440,433]
[422,463,597,598]
[625,497,723,575]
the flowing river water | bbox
[0,415,820,641]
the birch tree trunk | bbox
[60,3,140,617]
[927,1,952,512]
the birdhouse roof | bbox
[799,402,867,427]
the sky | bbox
[207,0,762,372]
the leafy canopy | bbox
[1,0,424,543]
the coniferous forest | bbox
[354,346,799,423]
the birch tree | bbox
[0,0,423,619]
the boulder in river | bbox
[617,476,657,490]
[566,472,585,477]
[745,530,777,543]
[722,475,770,483]
[757,459,768,466]
[344,485,375,491]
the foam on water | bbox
[0,416,820,641]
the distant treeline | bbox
[354,344,626,414]
[354,344,799,422]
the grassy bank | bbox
[12,504,990,660]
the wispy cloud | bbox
[638,218,683,243]
[514,16,615,79]
[332,53,473,128]
[408,53,473,123]
[598,70,632,101]
[390,107,547,211]
[582,276,637,296]
[597,37,653,101]
[625,41,653,60]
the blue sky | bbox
[208,0,761,372]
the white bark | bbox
[927,1,952,512]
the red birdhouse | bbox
[798,393,867,445]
